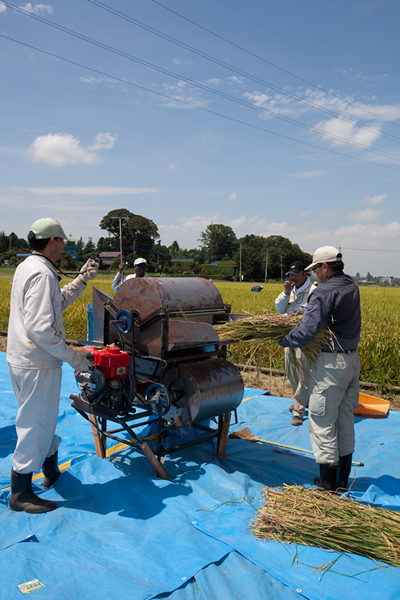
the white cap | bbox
[134,257,147,266]
[30,217,75,243]
[306,246,342,271]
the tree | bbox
[234,234,312,281]
[236,234,267,280]
[96,236,117,253]
[263,236,312,280]
[169,240,180,255]
[59,251,74,270]
[99,209,159,257]
[82,237,96,259]
[198,224,238,262]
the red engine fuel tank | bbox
[82,346,130,379]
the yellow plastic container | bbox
[353,392,390,417]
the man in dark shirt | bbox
[280,246,361,491]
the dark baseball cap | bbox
[285,260,306,276]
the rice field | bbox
[0,276,399,387]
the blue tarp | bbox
[0,351,399,599]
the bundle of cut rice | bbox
[253,485,400,568]
[214,312,332,365]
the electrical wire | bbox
[151,0,400,129]
[89,0,400,146]
[2,3,400,163]
[217,0,399,109]
[1,32,400,173]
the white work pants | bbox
[8,365,61,474]
[308,351,360,464]
[285,347,311,418]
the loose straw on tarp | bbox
[253,485,400,568]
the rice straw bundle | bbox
[253,485,400,568]
[215,312,332,365]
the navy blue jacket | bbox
[280,271,361,351]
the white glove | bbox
[79,259,99,283]
[68,350,94,372]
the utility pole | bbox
[111,216,129,274]
[239,244,242,283]
[264,251,268,284]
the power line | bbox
[2,4,400,163]
[152,0,400,129]
[89,0,400,146]
[217,0,399,109]
[2,32,400,173]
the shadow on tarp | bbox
[192,497,400,600]
[1,348,400,600]
[0,456,232,600]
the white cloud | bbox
[168,159,180,169]
[227,192,238,201]
[28,132,116,166]
[162,81,210,109]
[289,170,325,178]
[29,133,97,165]
[314,117,381,147]
[348,208,384,222]
[172,58,194,66]
[334,222,400,244]
[362,193,387,206]
[243,87,400,130]
[79,76,103,85]
[230,215,246,229]
[20,3,54,15]
[228,76,244,85]
[159,215,219,246]
[298,210,314,219]
[88,133,117,151]
[0,3,7,13]
[17,186,160,196]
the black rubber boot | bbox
[9,470,57,514]
[313,463,339,491]
[42,451,61,489]
[337,454,353,490]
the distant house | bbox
[99,252,124,269]
[171,257,195,263]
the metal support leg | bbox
[217,412,231,458]
[89,414,106,458]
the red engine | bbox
[75,346,132,408]
[82,346,130,380]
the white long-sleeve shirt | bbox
[112,271,149,292]
[275,276,317,315]
[7,252,86,369]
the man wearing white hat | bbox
[112,257,148,292]
[7,217,99,513]
[280,246,361,492]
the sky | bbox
[0,0,399,277]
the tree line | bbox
[0,209,312,281]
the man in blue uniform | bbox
[280,246,361,491]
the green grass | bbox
[1,277,399,387]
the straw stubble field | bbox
[0,277,399,392]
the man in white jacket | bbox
[112,257,148,292]
[7,217,99,514]
[275,261,317,426]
